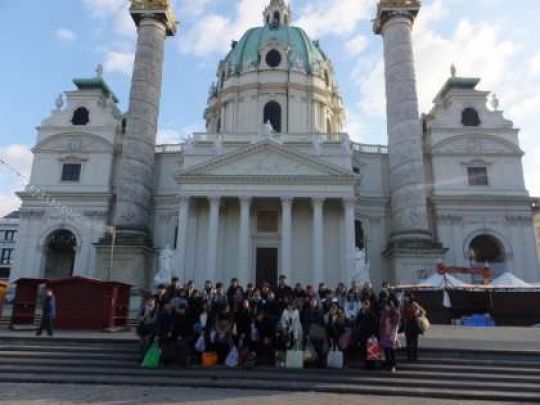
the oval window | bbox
[265,49,282,68]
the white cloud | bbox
[55,28,77,43]
[0,145,33,217]
[180,0,213,17]
[345,35,368,56]
[157,124,204,144]
[103,51,135,75]
[178,0,267,57]
[295,0,374,38]
[82,0,126,17]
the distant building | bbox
[0,211,19,280]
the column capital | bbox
[239,195,252,205]
[373,0,420,35]
[208,194,221,205]
[343,196,357,206]
[311,196,326,206]
[130,0,179,36]
[280,196,294,205]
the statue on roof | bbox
[55,94,64,110]
[96,64,104,78]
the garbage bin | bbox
[0,281,8,318]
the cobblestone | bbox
[0,384,527,405]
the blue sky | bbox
[1,0,540,216]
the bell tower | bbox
[263,0,292,27]
[374,0,446,283]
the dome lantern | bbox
[263,0,292,28]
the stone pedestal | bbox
[94,231,154,289]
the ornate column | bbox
[373,0,446,283]
[238,196,252,284]
[281,197,293,281]
[175,196,190,279]
[373,1,431,243]
[344,197,356,283]
[115,1,178,232]
[207,195,221,282]
[312,197,325,284]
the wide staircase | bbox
[0,335,539,402]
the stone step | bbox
[0,345,139,355]
[1,363,540,390]
[395,361,540,376]
[0,350,136,361]
[0,372,538,402]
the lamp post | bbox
[107,226,116,281]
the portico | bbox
[173,141,357,286]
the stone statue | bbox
[352,248,370,284]
[264,120,275,137]
[96,64,104,78]
[55,94,64,110]
[450,63,456,78]
[154,245,174,286]
[491,94,500,111]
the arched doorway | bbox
[263,101,282,133]
[469,234,506,281]
[44,230,77,279]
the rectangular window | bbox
[0,267,10,279]
[0,249,13,265]
[61,163,81,182]
[4,230,16,241]
[468,167,488,186]
[257,211,278,233]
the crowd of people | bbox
[137,276,427,372]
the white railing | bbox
[155,144,184,153]
[351,143,388,154]
[190,132,348,144]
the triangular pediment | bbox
[178,141,354,178]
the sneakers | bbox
[391,367,397,373]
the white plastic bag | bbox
[225,346,239,368]
[327,350,343,369]
[286,350,304,369]
[195,335,206,353]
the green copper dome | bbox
[224,25,328,74]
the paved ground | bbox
[1,324,539,351]
[0,384,528,405]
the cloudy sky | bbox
[0,0,539,217]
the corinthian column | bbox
[374,0,432,244]
[114,1,178,232]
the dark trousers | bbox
[36,316,54,336]
[384,348,396,369]
[405,332,419,361]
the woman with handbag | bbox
[402,291,426,362]
[379,295,401,373]
[355,298,379,369]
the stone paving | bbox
[0,384,527,405]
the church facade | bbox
[10,0,540,288]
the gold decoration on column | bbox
[379,0,420,7]
[130,0,178,36]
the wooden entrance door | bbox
[256,247,278,288]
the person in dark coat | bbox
[276,275,293,306]
[36,287,56,336]
[301,297,327,366]
[355,298,379,369]
[402,291,426,362]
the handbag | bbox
[201,352,219,367]
[327,349,344,369]
[225,346,239,368]
[366,336,382,361]
[303,340,317,363]
[417,315,430,333]
[286,349,304,369]
[195,335,206,353]
[141,343,161,369]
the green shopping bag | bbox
[142,343,161,369]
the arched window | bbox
[263,101,282,133]
[324,71,330,87]
[469,234,505,263]
[216,118,221,134]
[44,229,77,279]
[220,71,226,90]
[265,49,282,68]
[274,11,280,23]
[71,107,89,126]
[462,108,481,127]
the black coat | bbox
[355,309,378,342]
